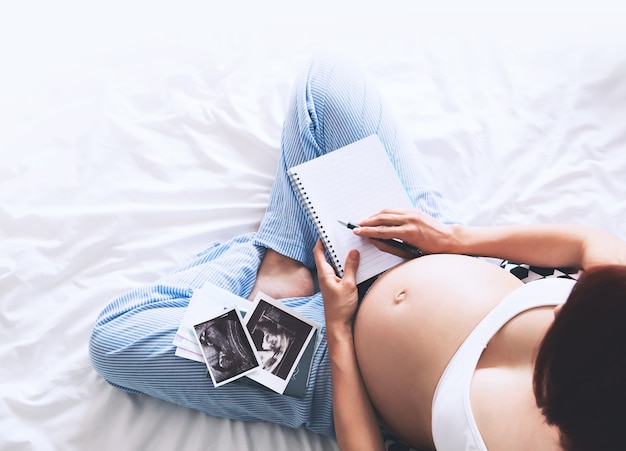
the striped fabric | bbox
[89,54,457,439]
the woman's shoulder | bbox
[471,365,563,451]
[468,279,576,450]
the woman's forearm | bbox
[449,223,626,270]
[326,325,384,451]
[312,241,382,450]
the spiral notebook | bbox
[288,135,414,284]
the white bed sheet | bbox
[2,6,626,451]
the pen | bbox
[337,220,425,258]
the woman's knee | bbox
[305,53,365,99]
[300,53,382,150]
[88,294,187,390]
[89,320,123,386]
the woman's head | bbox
[533,265,626,451]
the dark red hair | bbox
[533,265,626,451]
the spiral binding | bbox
[288,171,343,275]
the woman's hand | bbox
[313,240,360,333]
[313,240,385,451]
[353,208,456,256]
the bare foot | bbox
[248,249,315,301]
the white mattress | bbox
[2,6,625,451]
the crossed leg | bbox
[89,53,457,438]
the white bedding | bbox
[2,6,625,451]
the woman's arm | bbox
[313,241,385,451]
[354,209,626,271]
[451,223,626,270]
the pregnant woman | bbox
[90,54,626,451]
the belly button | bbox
[394,290,406,304]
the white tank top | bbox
[431,278,576,450]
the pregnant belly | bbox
[353,254,522,448]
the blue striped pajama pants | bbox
[89,54,457,438]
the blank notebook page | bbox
[288,135,414,284]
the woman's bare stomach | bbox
[353,254,523,449]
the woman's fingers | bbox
[368,239,415,259]
[314,241,361,329]
[358,210,407,227]
[354,216,414,241]
[313,240,336,280]
[314,240,360,283]
[353,224,401,240]
[342,249,360,285]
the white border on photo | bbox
[193,308,261,387]
[174,282,252,356]
[244,292,317,394]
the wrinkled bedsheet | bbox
[1,7,625,451]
